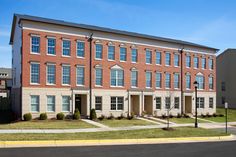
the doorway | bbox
[75,95,82,113]
[144,95,153,115]
[131,95,140,115]
[185,96,192,113]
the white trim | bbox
[61,65,71,86]
[46,64,56,85]
[23,27,217,56]
[46,37,56,55]
[76,40,85,58]
[76,66,85,86]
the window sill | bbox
[95,58,102,61]
[109,110,124,112]
[30,83,40,85]
[131,62,137,64]
[76,56,85,59]
[30,52,40,55]
[46,84,56,86]
[62,55,71,58]
[108,59,115,62]
[119,60,126,62]
[62,84,71,86]
[110,86,124,88]
[47,54,56,56]
[95,85,103,87]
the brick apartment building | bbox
[10,14,218,119]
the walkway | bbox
[0,119,235,134]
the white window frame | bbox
[110,96,124,111]
[131,48,138,63]
[30,35,40,54]
[108,45,115,61]
[119,47,127,62]
[76,66,85,86]
[47,95,55,112]
[156,51,161,65]
[186,55,191,68]
[47,37,56,56]
[46,63,56,85]
[30,62,40,85]
[95,44,103,60]
[62,39,71,57]
[95,96,102,111]
[155,72,162,89]
[145,71,152,88]
[76,40,85,58]
[174,73,180,89]
[165,52,171,66]
[110,68,124,87]
[146,50,152,64]
[95,68,103,86]
[30,95,39,112]
[62,96,70,112]
[174,54,179,67]
[131,70,138,88]
[196,97,205,108]
[165,72,171,89]
[62,64,71,86]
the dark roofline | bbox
[10,14,219,51]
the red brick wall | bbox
[21,29,216,92]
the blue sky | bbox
[0,0,236,68]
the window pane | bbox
[165,97,170,109]
[47,96,55,112]
[95,44,103,59]
[165,53,171,66]
[146,72,152,88]
[131,71,137,87]
[110,97,117,110]
[202,58,206,69]
[146,50,152,64]
[120,47,127,61]
[174,97,179,109]
[47,38,55,55]
[62,66,70,84]
[31,36,40,53]
[174,54,179,66]
[31,63,40,84]
[156,72,161,88]
[77,42,85,57]
[77,67,84,85]
[95,96,102,110]
[156,52,161,64]
[174,73,179,89]
[47,64,55,84]
[96,68,102,86]
[62,96,70,111]
[165,73,171,88]
[62,40,71,56]
[108,46,115,60]
[31,95,39,112]
[131,49,137,62]
[156,97,161,109]
[194,57,199,68]
[186,56,191,67]
[186,74,191,89]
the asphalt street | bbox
[0,141,236,157]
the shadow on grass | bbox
[0,110,16,124]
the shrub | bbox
[39,113,47,120]
[107,113,115,120]
[183,114,190,118]
[128,112,135,120]
[201,113,206,118]
[161,114,167,119]
[23,113,32,121]
[57,112,65,120]
[90,109,97,120]
[177,113,182,118]
[219,114,224,117]
[118,113,125,120]
[73,110,81,120]
[98,114,106,121]
[169,113,174,118]
[141,111,147,117]
[206,112,212,118]
[213,113,218,117]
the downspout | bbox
[180,47,184,115]
[88,33,93,118]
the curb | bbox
[0,135,234,148]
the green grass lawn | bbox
[0,127,227,141]
[0,120,96,129]
[169,118,207,124]
[201,108,236,122]
[98,119,156,127]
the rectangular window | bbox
[76,66,84,85]
[156,72,161,88]
[194,57,199,68]
[209,97,214,108]
[110,69,124,86]
[108,45,115,60]
[165,52,171,66]
[95,68,102,86]
[186,74,191,89]
[31,36,40,53]
[95,96,102,110]
[120,47,127,61]
[186,56,191,68]
[62,65,70,85]
[165,73,171,88]
[174,73,179,89]
[62,96,70,112]
[31,63,40,84]
[47,96,55,112]
[165,97,170,109]
[131,71,138,87]
[31,95,39,112]
[47,38,55,55]
[131,49,138,63]
[202,58,206,69]
[174,54,179,67]
[156,51,161,65]
[209,77,213,90]
[196,75,204,89]
[62,40,71,56]
[77,41,85,57]
[196,97,205,108]
[146,50,152,64]
[47,64,55,84]
[156,97,161,109]
[110,97,124,110]
[146,71,152,88]
[209,59,213,70]
[95,44,103,59]
[174,97,180,109]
